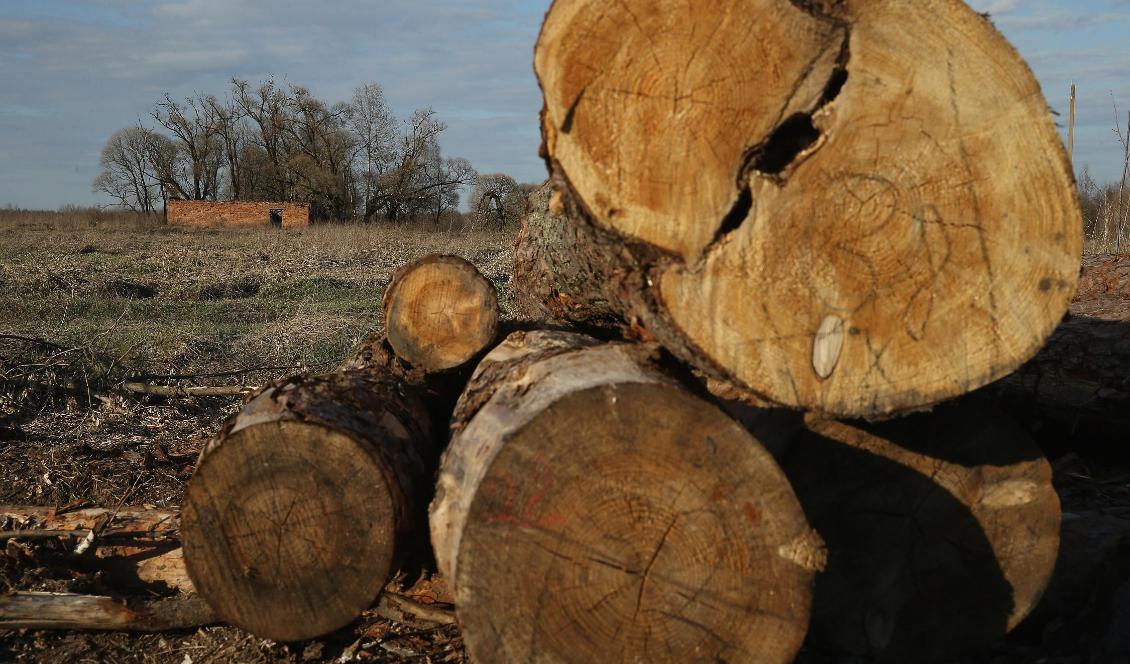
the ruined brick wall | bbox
[167,201,310,229]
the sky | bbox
[0,0,1128,210]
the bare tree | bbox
[152,93,223,200]
[92,126,161,214]
[205,94,248,200]
[470,173,525,227]
[345,83,398,218]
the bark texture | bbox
[181,366,438,642]
[534,0,1082,418]
[780,403,1060,662]
[431,330,823,664]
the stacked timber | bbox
[8,2,1100,663]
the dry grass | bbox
[0,214,515,379]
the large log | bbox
[381,254,500,372]
[180,366,439,642]
[779,403,1060,662]
[533,0,1082,418]
[430,330,824,663]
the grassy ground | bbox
[0,218,514,377]
[0,216,517,662]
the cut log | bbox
[431,330,824,664]
[181,366,439,642]
[779,403,1060,662]
[381,255,500,372]
[0,593,216,632]
[534,0,1082,417]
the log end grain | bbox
[182,420,397,642]
[382,255,500,372]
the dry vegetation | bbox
[0,201,1127,662]
[0,210,520,662]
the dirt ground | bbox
[2,218,1129,663]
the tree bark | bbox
[381,255,500,372]
[533,0,1082,418]
[430,330,824,664]
[180,365,439,642]
[778,402,1060,663]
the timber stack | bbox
[5,1,1098,663]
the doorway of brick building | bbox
[269,209,283,228]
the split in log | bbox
[0,593,216,633]
[431,330,824,663]
[779,402,1060,662]
[181,366,439,642]
[534,0,1081,418]
[381,255,500,372]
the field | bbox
[0,216,516,662]
[1,214,1128,663]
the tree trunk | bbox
[180,365,439,642]
[381,255,500,372]
[513,184,628,331]
[430,330,824,664]
[778,402,1060,663]
[533,0,1082,418]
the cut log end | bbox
[182,420,396,642]
[432,333,818,663]
[382,255,500,372]
[781,404,1060,662]
[536,0,1082,417]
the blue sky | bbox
[0,0,1128,209]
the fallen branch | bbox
[120,383,254,397]
[0,593,216,632]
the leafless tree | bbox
[93,126,162,214]
[345,83,398,218]
[151,93,223,200]
[470,173,526,227]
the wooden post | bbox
[1069,83,1077,164]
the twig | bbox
[130,365,305,381]
[120,383,254,397]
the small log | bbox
[431,330,823,663]
[0,593,216,632]
[534,0,1081,418]
[381,255,500,372]
[181,366,440,642]
[779,403,1060,663]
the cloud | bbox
[0,0,551,208]
[2,0,1129,208]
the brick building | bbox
[167,200,310,229]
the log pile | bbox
[4,2,1110,662]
